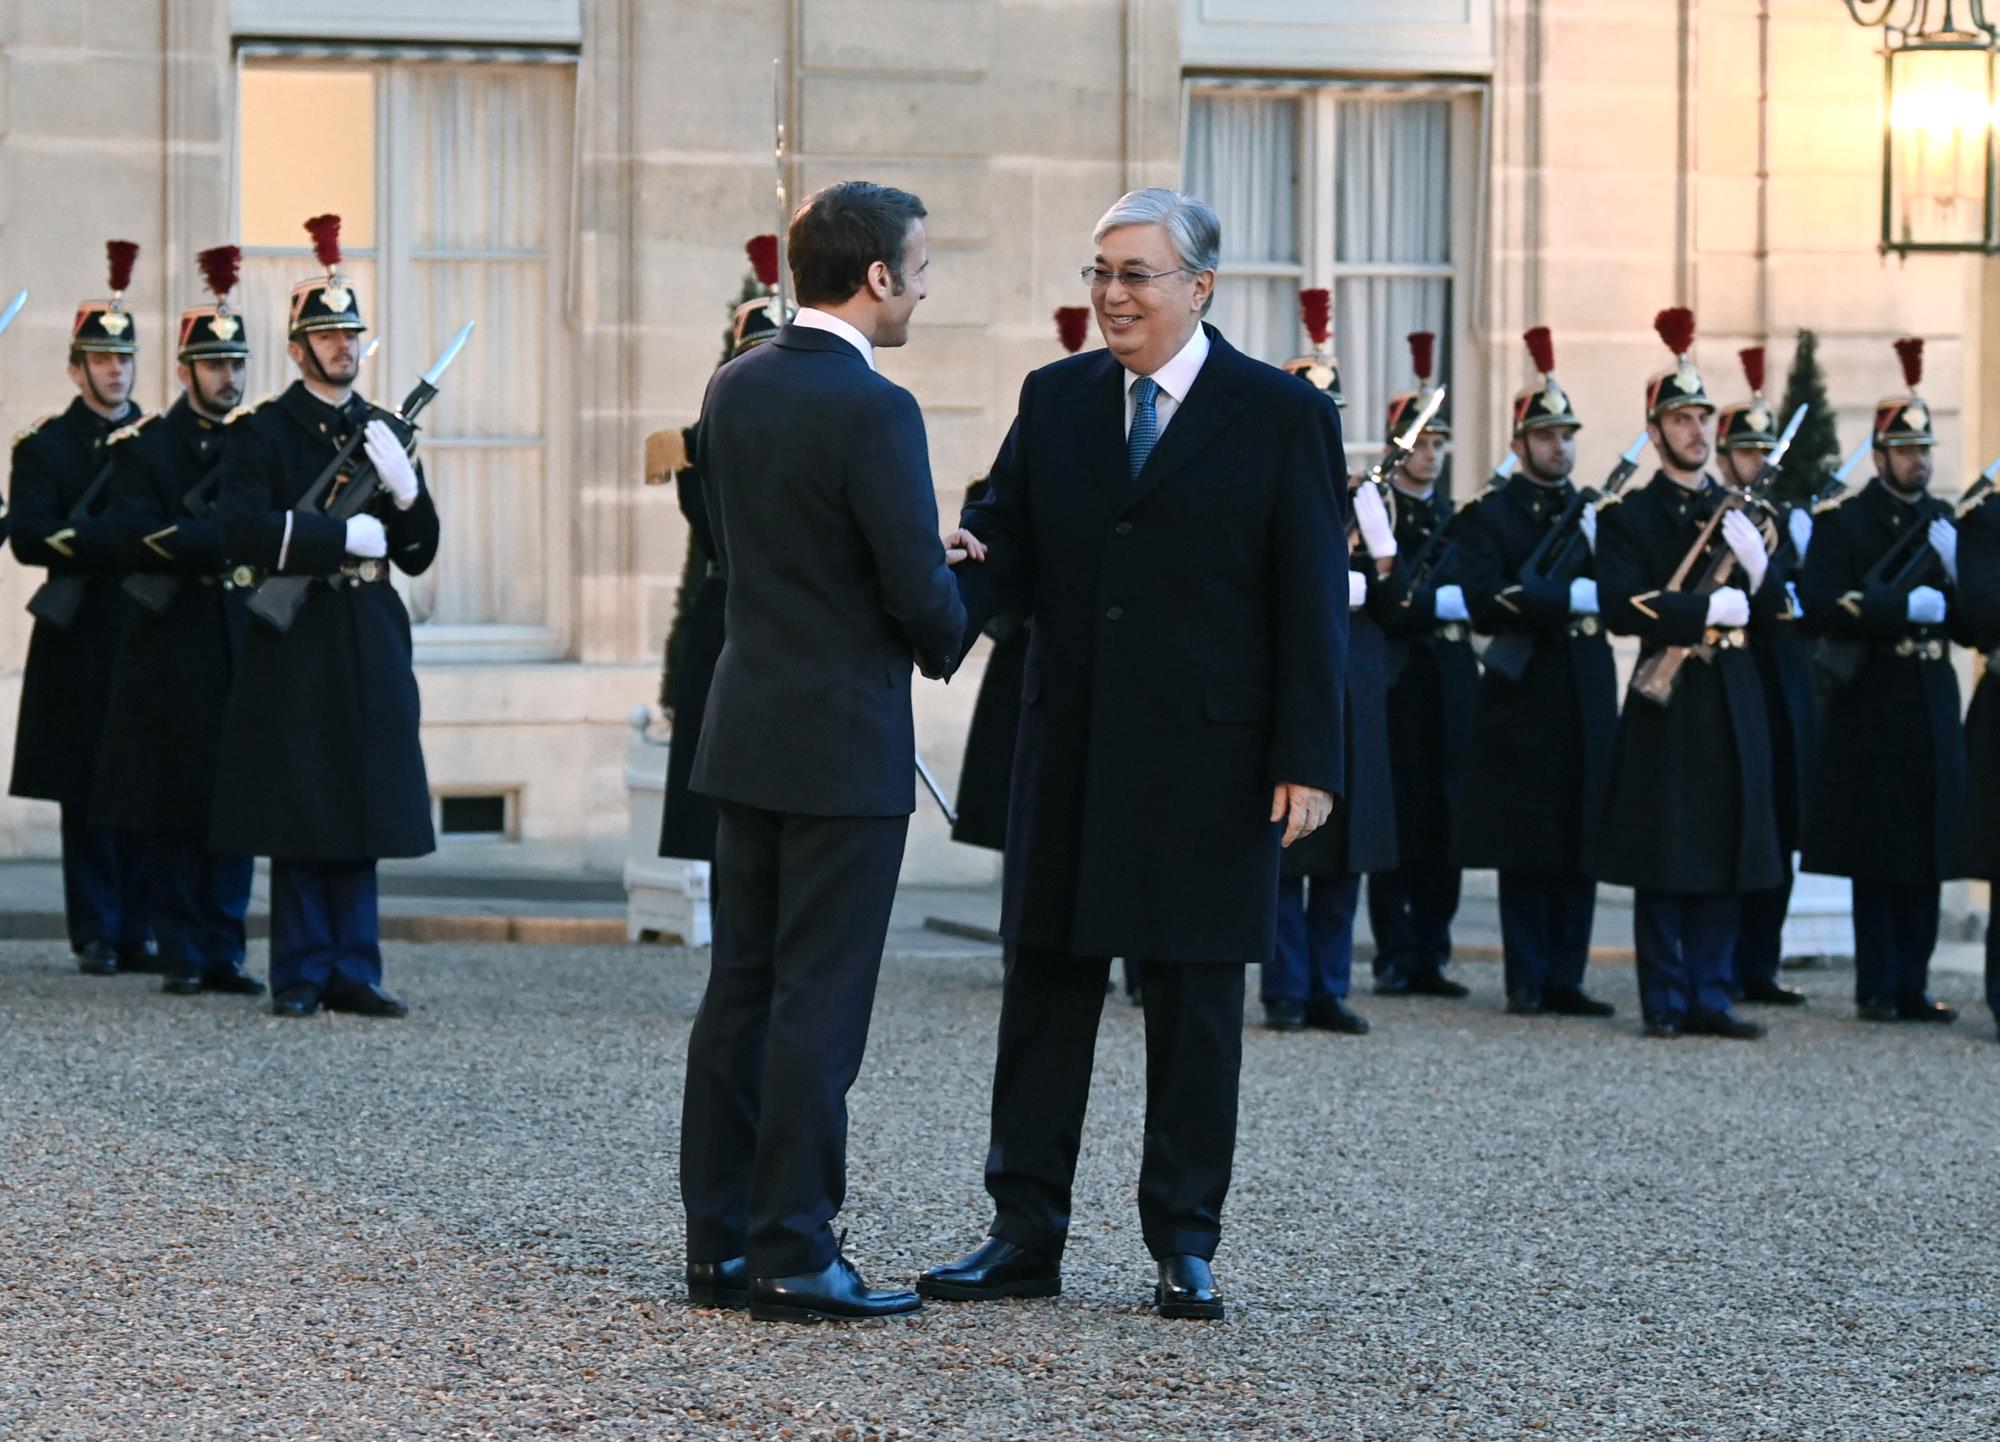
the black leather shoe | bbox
[918,1238,1061,1301]
[1154,1255,1224,1320]
[1741,978,1806,1006]
[75,941,117,977]
[271,985,320,1018]
[161,972,205,996]
[1505,992,1543,1016]
[1307,997,1370,1034]
[686,1256,749,1310]
[1404,970,1470,999]
[322,984,408,1018]
[1857,998,1901,1023]
[1896,995,1958,1023]
[116,940,164,975]
[750,1253,922,1323]
[1643,1020,1681,1039]
[1543,986,1616,1018]
[202,966,266,996]
[1685,1010,1766,1040]
[1262,999,1306,1032]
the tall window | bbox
[1185,83,1475,465]
[235,57,574,657]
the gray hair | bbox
[1094,188,1221,312]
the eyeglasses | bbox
[1079,265,1195,291]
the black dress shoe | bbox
[750,1254,922,1323]
[1262,998,1306,1032]
[1505,992,1543,1016]
[75,941,117,977]
[918,1238,1061,1301]
[1404,970,1471,999]
[1643,1020,1681,1039]
[271,985,321,1018]
[1685,1010,1766,1040]
[1307,997,1370,1034]
[1543,986,1616,1018]
[1154,1255,1223,1320]
[116,940,164,975]
[1896,995,1958,1023]
[202,966,266,996]
[161,972,206,996]
[1856,998,1901,1022]
[686,1256,749,1310]
[1741,978,1806,1006]
[321,984,408,1018]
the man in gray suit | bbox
[678,181,966,1324]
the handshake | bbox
[944,529,987,567]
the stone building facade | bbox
[0,0,1990,884]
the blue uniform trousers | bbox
[1497,869,1594,1005]
[1366,862,1461,984]
[59,804,151,954]
[269,858,382,996]
[1634,891,1740,1025]
[1850,879,1940,1007]
[1732,857,1794,994]
[151,840,253,980]
[1264,873,1360,1003]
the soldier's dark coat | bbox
[1953,493,2000,879]
[1282,557,1396,880]
[1374,487,1479,866]
[658,435,725,863]
[208,382,440,861]
[8,397,142,807]
[92,397,246,839]
[1591,475,1784,896]
[1453,472,1618,874]
[1754,514,1820,854]
[1797,476,1963,885]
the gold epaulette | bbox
[1813,490,1854,516]
[1456,491,1485,514]
[1596,490,1626,509]
[12,414,53,447]
[107,412,158,445]
[224,395,272,426]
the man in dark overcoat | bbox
[1954,479,2000,1042]
[1455,329,1617,1019]
[918,189,1348,1321]
[1798,339,1963,1024]
[93,246,260,997]
[209,215,439,1020]
[1592,311,1781,1040]
[10,240,155,975]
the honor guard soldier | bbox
[1261,289,1394,1035]
[1799,339,1964,1025]
[1455,328,1618,1019]
[10,241,157,976]
[1593,310,1782,1039]
[91,246,261,996]
[1715,346,1815,1007]
[658,236,793,873]
[1953,455,2000,1041]
[1369,332,1475,1000]
[208,214,442,1019]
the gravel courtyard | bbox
[1,939,1995,1441]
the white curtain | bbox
[1184,94,1302,364]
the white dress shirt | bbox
[792,306,876,372]
[1123,325,1211,439]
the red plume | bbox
[1894,336,1925,389]
[1408,332,1436,385]
[304,214,342,270]
[1297,288,1332,347]
[1053,306,1091,354]
[1738,346,1766,394]
[1654,306,1697,358]
[106,240,139,294]
[745,235,780,288]
[198,245,242,301]
[1523,325,1556,376]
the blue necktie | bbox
[1128,376,1160,478]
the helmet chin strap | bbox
[82,365,126,418]
[1658,433,1706,479]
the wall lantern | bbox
[1848,1,2000,253]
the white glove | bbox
[364,419,420,511]
[1907,585,1947,625]
[1705,587,1750,628]
[1433,583,1470,622]
[1721,510,1769,593]
[1928,517,1959,585]
[1347,569,1369,611]
[1568,577,1599,616]
[1580,503,1599,554]
[344,513,388,559]
[1352,482,1396,558]
[1788,507,1812,561]
[1785,580,1803,617]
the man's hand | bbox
[1907,585,1948,625]
[344,514,388,560]
[364,419,420,511]
[1568,576,1599,615]
[1352,482,1396,558]
[1705,586,1750,628]
[1788,507,1812,562]
[943,527,987,567]
[1271,783,1333,849]
[1347,569,1368,611]
[1928,516,1958,585]
[1580,502,1599,554]
[1721,510,1769,592]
